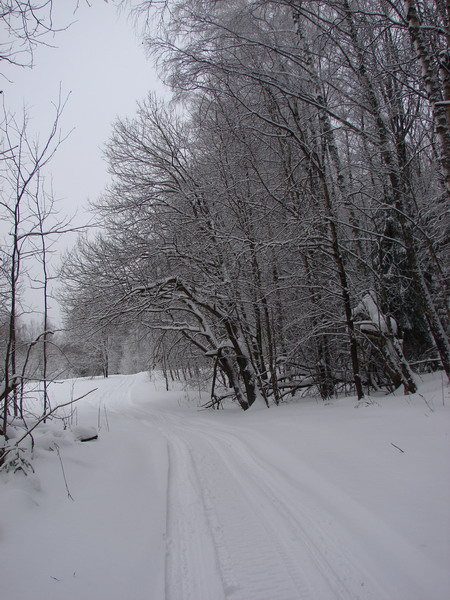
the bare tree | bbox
[0,96,71,441]
[1,1,79,70]
[60,0,449,413]
[138,0,448,380]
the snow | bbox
[71,425,98,441]
[354,291,398,335]
[1,371,449,599]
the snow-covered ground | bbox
[1,372,449,600]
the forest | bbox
[1,0,450,449]
[1,5,449,598]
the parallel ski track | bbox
[188,423,380,600]
[145,407,389,600]
[164,433,226,600]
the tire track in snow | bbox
[192,431,371,600]
[164,434,227,600]
[185,436,316,600]
[157,411,389,600]
[158,409,333,600]
[196,423,424,600]
[88,375,131,413]
[125,382,386,599]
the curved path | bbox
[2,372,448,600]
[123,373,444,600]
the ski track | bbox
[164,434,226,600]
[191,423,384,599]
[182,434,319,600]
[50,374,447,600]
[125,392,383,600]
[8,374,446,600]
[163,420,377,600]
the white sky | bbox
[1,1,167,321]
[3,1,165,223]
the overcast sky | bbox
[2,1,167,320]
[3,1,165,220]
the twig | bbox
[390,442,405,453]
[12,388,98,447]
[54,443,74,501]
[103,405,110,432]
[1,388,98,463]
[418,392,434,412]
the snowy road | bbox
[1,372,449,600]
[160,415,367,600]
